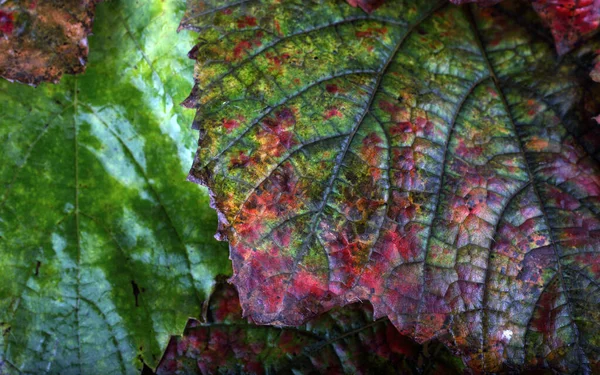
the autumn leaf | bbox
[181,0,600,372]
[152,279,464,375]
[0,0,101,85]
[0,0,229,373]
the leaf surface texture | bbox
[181,0,600,371]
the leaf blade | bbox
[0,0,230,373]
[183,0,600,371]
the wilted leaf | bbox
[0,0,229,373]
[0,0,101,85]
[181,0,600,371]
[153,280,464,375]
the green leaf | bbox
[153,280,465,375]
[0,0,230,373]
[181,0,600,372]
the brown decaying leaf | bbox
[0,0,101,86]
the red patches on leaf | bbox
[322,230,367,294]
[531,280,560,336]
[211,283,243,322]
[265,52,291,72]
[222,115,245,133]
[455,139,483,159]
[257,108,297,156]
[223,119,240,133]
[274,19,281,35]
[236,162,304,242]
[381,230,415,261]
[233,40,253,59]
[379,100,399,113]
[324,107,343,119]
[0,10,14,34]
[326,84,340,94]
[545,185,580,210]
[237,16,257,29]
[355,26,388,52]
[230,34,263,60]
[390,121,413,135]
[526,98,542,116]
[345,0,385,13]
[247,250,291,314]
[390,117,434,138]
[361,132,384,166]
[355,26,388,38]
[230,151,257,169]
[378,100,408,122]
[291,270,327,299]
[486,86,499,97]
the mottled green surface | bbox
[0,0,230,373]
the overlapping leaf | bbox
[0,0,100,85]
[532,0,600,55]
[153,280,463,375]
[181,0,600,371]
[0,0,229,373]
[451,0,600,55]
